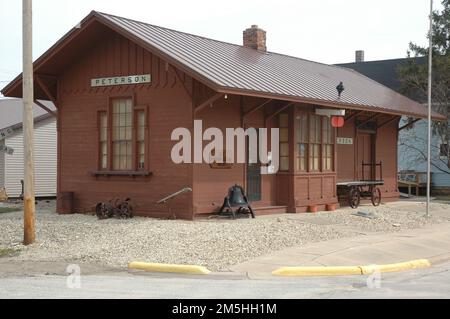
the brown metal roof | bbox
[2,11,445,120]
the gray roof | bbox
[336,57,427,103]
[0,98,56,130]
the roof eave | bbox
[2,10,445,123]
[217,87,447,121]
[1,11,101,98]
[1,11,221,98]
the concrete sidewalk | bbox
[231,222,450,275]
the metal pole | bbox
[426,0,433,218]
[23,0,36,245]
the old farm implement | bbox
[96,198,134,220]
[337,162,384,209]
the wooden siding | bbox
[193,93,281,214]
[57,32,194,219]
[375,119,400,200]
[193,94,246,214]
[193,98,340,214]
[337,115,400,202]
[49,28,402,218]
[4,117,57,197]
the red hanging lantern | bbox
[331,116,345,128]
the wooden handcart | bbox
[337,162,384,209]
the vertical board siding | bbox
[337,115,399,202]
[58,32,194,218]
[52,29,402,217]
[193,94,246,214]
[375,120,400,200]
[4,117,57,197]
[336,118,356,182]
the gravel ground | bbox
[0,200,449,271]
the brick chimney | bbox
[243,25,267,51]
[355,50,365,63]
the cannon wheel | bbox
[371,187,382,207]
[348,187,361,209]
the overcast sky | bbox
[0,0,442,91]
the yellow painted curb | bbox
[128,262,211,275]
[360,259,431,275]
[272,259,431,277]
[272,266,363,277]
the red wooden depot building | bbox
[2,11,444,219]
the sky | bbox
[0,0,443,92]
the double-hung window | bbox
[294,111,335,173]
[112,99,133,171]
[98,98,147,172]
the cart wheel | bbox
[348,188,360,209]
[371,188,382,207]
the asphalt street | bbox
[1,262,449,299]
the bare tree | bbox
[398,0,450,173]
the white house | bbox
[398,118,450,192]
[0,98,57,198]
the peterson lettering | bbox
[90,74,151,87]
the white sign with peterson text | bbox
[91,74,152,87]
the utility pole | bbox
[23,0,35,245]
[426,0,433,218]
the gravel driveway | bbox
[1,200,449,271]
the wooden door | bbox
[357,133,373,181]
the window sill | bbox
[91,171,153,177]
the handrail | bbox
[157,187,193,205]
